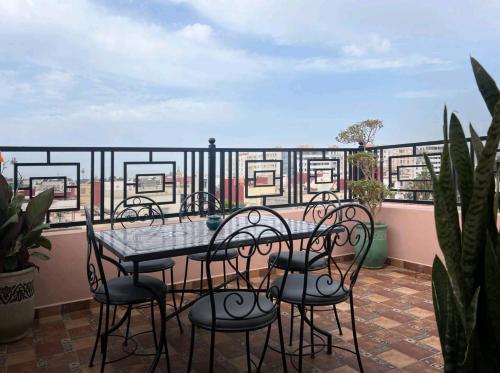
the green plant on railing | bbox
[0,173,54,273]
[337,119,390,219]
[424,57,500,372]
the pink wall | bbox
[377,203,442,267]
[33,204,441,309]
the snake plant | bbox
[424,57,500,372]
[0,173,54,273]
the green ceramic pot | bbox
[355,223,388,269]
[206,215,222,231]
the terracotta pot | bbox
[0,266,35,343]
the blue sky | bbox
[0,0,499,148]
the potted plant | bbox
[424,58,500,371]
[0,173,54,343]
[336,119,391,268]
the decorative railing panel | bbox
[0,136,489,227]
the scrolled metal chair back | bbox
[302,191,342,253]
[111,196,164,230]
[303,191,342,223]
[84,207,109,300]
[178,191,224,222]
[302,203,374,299]
[205,206,293,322]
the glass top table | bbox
[95,216,322,262]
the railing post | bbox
[208,138,216,215]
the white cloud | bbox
[293,55,448,74]
[0,0,268,89]
[170,0,500,47]
[176,23,214,42]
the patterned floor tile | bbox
[1,265,441,372]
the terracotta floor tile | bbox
[405,307,435,319]
[378,349,417,368]
[370,316,402,329]
[2,265,441,372]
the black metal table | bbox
[95,216,323,372]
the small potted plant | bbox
[336,119,391,268]
[0,173,54,342]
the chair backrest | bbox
[111,196,164,229]
[178,191,224,222]
[85,207,109,300]
[302,191,342,223]
[205,206,293,322]
[300,191,341,253]
[301,203,374,298]
[85,208,126,302]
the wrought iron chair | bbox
[187,206,293,373]
[178,191,239,308]
[84,208,171,373]
[270,203,374,372]
[110,196,182,334]
[268,191,343,344]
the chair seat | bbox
[268,251,328,271]
[121,258,175,274]
[270,273,349,306]
[189,291,277,331]
[188,248,239,262]
[94,275,168,305]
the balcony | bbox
[0,139,449,372]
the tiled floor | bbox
[0,265,443,372]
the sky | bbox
[0,0,499,148]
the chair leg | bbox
[277,310,288,373]
[245,331,252,373]
[333,304,343,335]
[209,330,216,373]
[179,257,190,309]
[150,300,158,349]
[350,293,363,373]
[236,257,240,289]
[257,325,272,371]
[187,325,196,373]
[170,267,183,334]
[310,306,315,358]
[199,261,204,296]
[100,304,110,373]
[111,305,118,326]
[298,305,306,373]
[162,298,172,373]
[223,261,227,289]
[123,305,132,346]
[289,304,294,346]
[89,303,103,367]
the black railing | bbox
[0,136,489,227]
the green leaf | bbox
[449,113,474,222]
[3,256,19,272]
[484,242,500,349]
[30,251,50,261]
[432,256,466,371]
[469,124,484,161]
[0,218,23,252]
[36,236,52,250]
[425,153,464,305]
[462,101,500,303]
[0,213,18,230]
[0,173,13,221]
[432,256,450,354]
[25,188,54,228]
[471,57,500,117]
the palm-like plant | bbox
[0,173,54,272]
[424,57,500,372]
